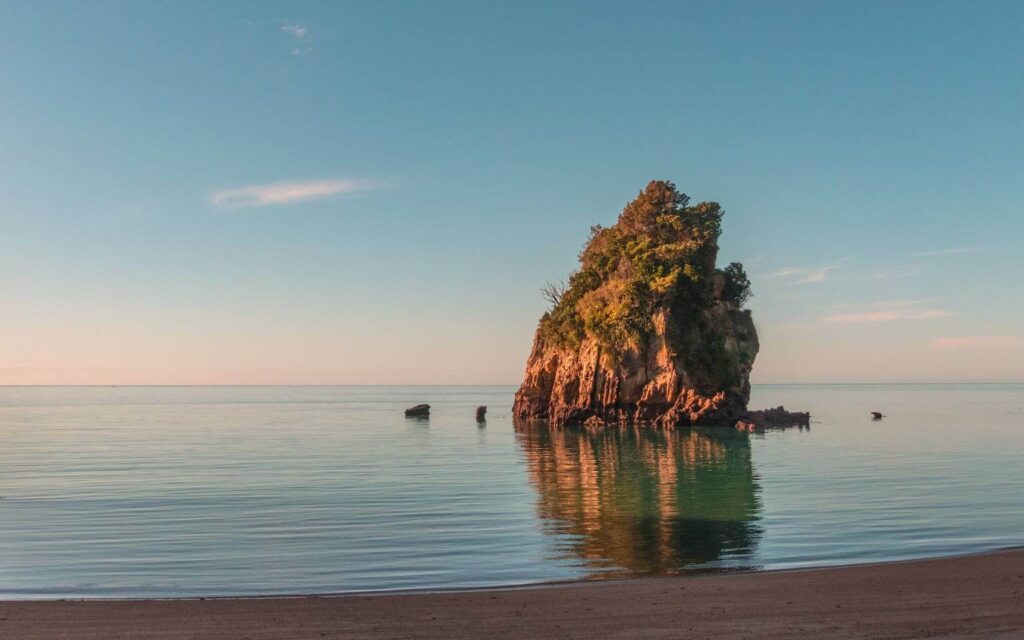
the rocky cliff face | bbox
[513,181,759,427]
[513,289,759,427]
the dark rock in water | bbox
[476,406,487,422]
[871,411,883,420]
[513,181,759,427]
[404,404,430,417]
[736,406,811,432]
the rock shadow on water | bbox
[514,419,764,578]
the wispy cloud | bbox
[761,259,922,287]
[932,336,1024,350]
[911,247,981,257]
[825,299,950,323]
[841,265,922,281]
[830,298,934,311]
[761,258,848,285]
[209,178,382,209]
[282,20,311,55]
[825,309,950,324]
[281,23,307,39]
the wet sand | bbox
[3,549,1023,639]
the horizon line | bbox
[1,382,1022,388]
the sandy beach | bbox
[3,549,1023,640]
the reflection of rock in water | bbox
[515,421,762,576]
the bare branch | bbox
[541,280,568,310]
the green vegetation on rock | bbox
[539,180,751,354]
[722,262,752,308]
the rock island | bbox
[514,180,774,428]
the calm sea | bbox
[1,384,1022,598]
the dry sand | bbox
[3,549,1023,639]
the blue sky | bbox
[1,0,1022,384]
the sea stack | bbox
[513,180,759,427]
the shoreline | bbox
[4,548,1023,639]
[7,545,1023,603]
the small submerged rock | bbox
[736,406,810,432]
[404,404,430,418]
